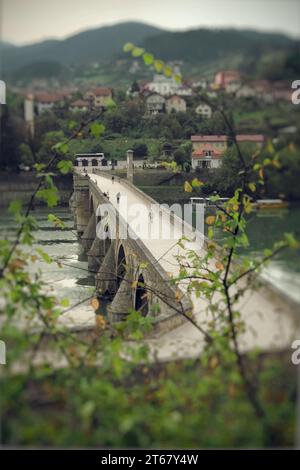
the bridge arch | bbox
[116,244,127,289]
[134,273,148,317]
[89,195,95,215]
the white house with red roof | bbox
[70,99,89,112]
[34,91,68,114]
[191,134,264,169]
[214,70,241,91]
[84,87,113,108]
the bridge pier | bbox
[87,237,106,272]
[73,174,90,236]
[107,271,133,322]
[95,242,117,298]
[81,213,96,251]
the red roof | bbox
[71,99,89,107]
[192,143,223,159]
[34,92,66,103]
[87,87,112,97]
[236,134,264,142]
[191,135,227,142]
[191,134,264,143]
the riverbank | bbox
[0,172,73,207]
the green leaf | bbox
[154,60,164,72]
[266,140,275,154]
[90,122,105,138]
[34,162,46,172]
[248,182,256,192]
[68,120,77,130]
[284,233,299,249]
[191,178,203,188]
[48,213,65,228]
[36,187,60,207]
[123,42,134,52]
[173,74,182,84]
[8,199,22,216]
[53,142,69,155]
[143,52,154,65]
[132,47,144,57]
[57,160,73,175]
[184,181,193,193]
[106,98,117,109]
[60,298,70,307]
[36,248,52,264]
[163,65,172,77]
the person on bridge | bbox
[116,192,121,204]
[149,209,153,224]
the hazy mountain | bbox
[142,27,296,64]
[1,22,164,73]
[1,22,298,81]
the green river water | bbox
[0,204,299,311]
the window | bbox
[204,151,212,157]
[197,160,211,168]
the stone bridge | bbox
[70,169,300,355]
[71,170,193,333]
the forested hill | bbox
[1,21,299,81]
[1,22,164,72]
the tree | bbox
[19,143,35,168]
[132,142,148,157]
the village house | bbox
[84,87,113,108]
[34,91,67,114]
[249,80,273,102]
[145,93,166,115]
[195,103,212,118]
[69,99,89,112]
[146,74,179,96]
[236,84,256,99]
[214,70,241,92]
[192,78,208,90]
[166,95,186,113]
[272,81,292,101]
[145,68,193,97]
[191,134,264,169]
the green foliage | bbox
[90,122,105,138]
[57,159,73,175]
[19,143,35,168]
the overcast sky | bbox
[1,0,300,45]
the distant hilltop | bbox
[1,21,299,83]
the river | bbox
[0,207,108,316]
[206,204,300,303]
[0,204,299,313]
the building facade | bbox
[84,87,113,108]
[191,134,264,169]
[195,103,212,118]
[166,95,186,113]
[145,93,166,115]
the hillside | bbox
[141,28,299,78]
[1,22,164,73]
[1,22,298,83]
